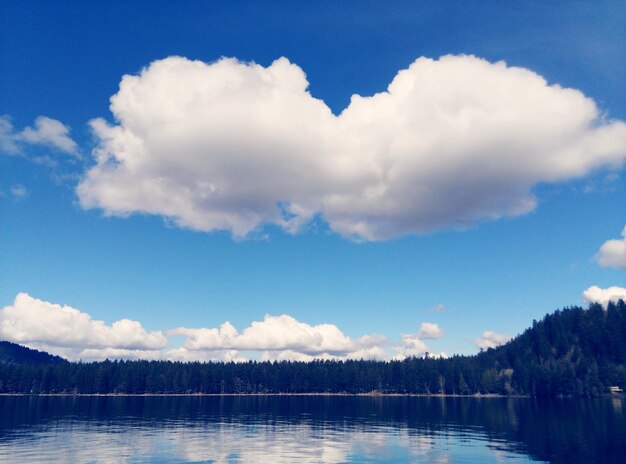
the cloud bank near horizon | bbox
[170,314,389,361]
[0,293,168,361]
[76,54,626,241]
[0,293,444,362]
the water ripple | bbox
[1,396,624,463]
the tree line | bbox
[1,301,625,397]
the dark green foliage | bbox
[1,301,625,396]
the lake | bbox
[0,395,624,463]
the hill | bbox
[478,300,626,396]
[0,340,66,365]
[0,301,624,396]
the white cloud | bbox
[418,322,444,339]
[170,314,387,358]
[583,285,626,307]
[174,316,442,362]
[71,346,244,363]
[393,333,430,360]
[0,293,168,358]
[0,115,79,156]
[73,347,169,362]
[0,293,393,362]
[19,116,79,155]
[77,54,626,240]
[260,346,388,362]
[9,185,27,199]
[0,116,19,154]
[391,322,444,360]
[597,226,626,269]
[473,331,510,350]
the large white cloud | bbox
[77,54,626,240]
[170,314,386,357]
[0,115,79,156]
[597,226,626,270]
[0,293,167,354]
[583,285,626,307]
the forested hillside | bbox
[1,301,625,396]
[0,341,66,365]
[478,301,626,396]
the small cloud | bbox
[0,115,79,157]
[19,116,80,156]
[32,155,59,168]
[433,303,446,312]
[0,116,19,154]
[597,226,626,270]
[473,331,510,350]
[583,285,626,307]
[418,322,444,339]
[10,185,27,199]
[582,172,620,194]
[394,333,430,360]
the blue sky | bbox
[1,1,625,361]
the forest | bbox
[1,300,625,397]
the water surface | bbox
[1,395,624,463]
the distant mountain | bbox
[0,301,625,396]
[0,340,66,365]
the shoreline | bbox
[1,392,527,398]
[2,392,619,398]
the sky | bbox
[1,1,626,362]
